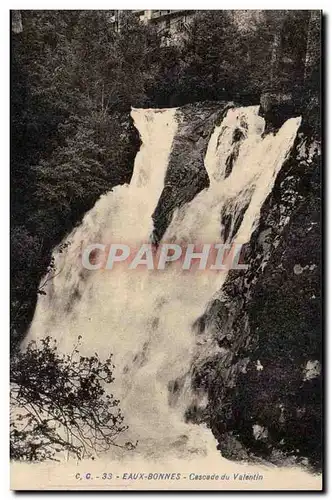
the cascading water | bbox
[27,105,302,463]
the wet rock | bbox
[195,131,322,469]
[259,92,300,134]
[152,102,232,243]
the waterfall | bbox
[27,104,301,462]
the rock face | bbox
[191,131,321,469]
[259,92,299,133]
[148,100,321,468]
[148,102,321,468]
[152,102,231,243]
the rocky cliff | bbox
[150,101,321,470]
[191,129,321,470]
[152,102,231,243]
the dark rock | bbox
[193,130,322,470]
[259,92,299,134]
[151,102,233,244]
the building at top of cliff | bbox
[134,10,196,45]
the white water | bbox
[28,105,301,462]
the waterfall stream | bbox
[27,104,301,462]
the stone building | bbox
[116,10,196,44]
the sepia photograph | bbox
[10,8,322,491]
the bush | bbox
[10,336,135,461]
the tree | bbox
[10,11,144,341]
[174,11,250,103]
[10,336,135,462]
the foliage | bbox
[11,336,134,461]
[177,11,249,101]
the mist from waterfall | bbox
[27,104,301,462]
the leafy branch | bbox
[10,336,136,462]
